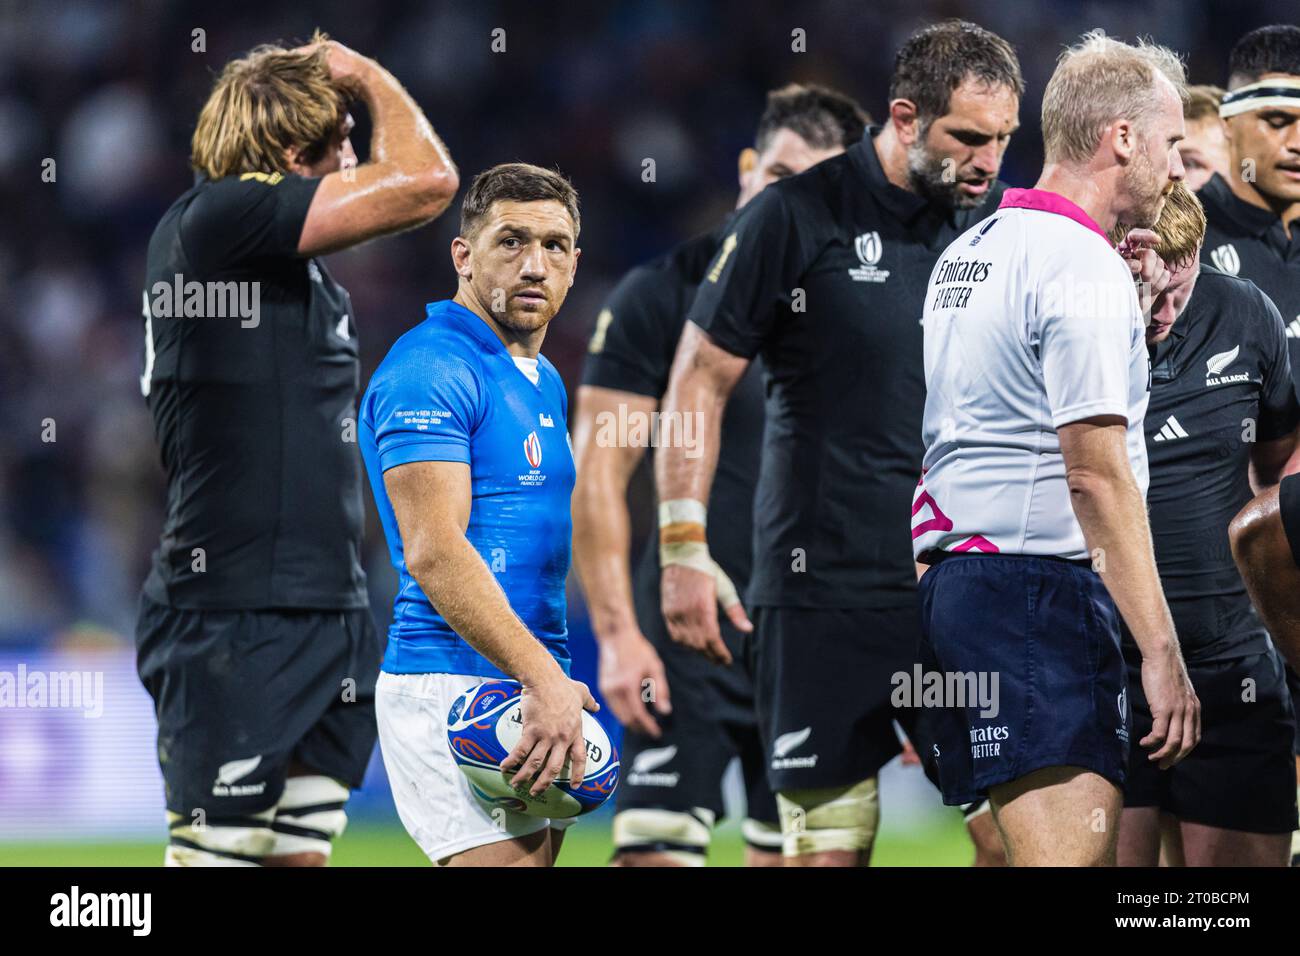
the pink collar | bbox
[998,188,1109,242]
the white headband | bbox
[1219,76,1300,118]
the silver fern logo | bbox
[1205,344,1250,386]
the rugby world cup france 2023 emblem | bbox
[523,430,543,469]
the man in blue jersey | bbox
[359,163,594,867]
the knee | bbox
[777,778,880,859]
[611,808,713,866]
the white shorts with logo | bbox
[375,671,576,865]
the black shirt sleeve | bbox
[1256,288,1300,442]
[581,264,682,400]
[686,186,808,359]
[181,173,322,274]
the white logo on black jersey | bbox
[1205,344,1250,386]
[307,260,324,283]
[1206,345,1239,375]
[1209,244,1240,275]
[335,313,350,340]
[1153,415,1190,442]
[1287,316,1300,340]
[849,232,890,283]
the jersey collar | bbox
[1199,172,1296,238]
[853,127,932,223]
[426,299,510,355]
[997,188,1110,242]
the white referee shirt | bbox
[911,188,1150,562]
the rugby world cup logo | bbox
[1209,243,1240,275]
[523,430,543,469]
[855,231,883,267]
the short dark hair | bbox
[890,19,1024,125]
[460,162,580,239]
[754,83,871,153]
[1228,24,1300,88]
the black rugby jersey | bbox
[1199,172,1300,391]
[140,172,367,610]
[1135,264,1299,661]
[686,128,1006,608]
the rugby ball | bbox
[446,680,619,818]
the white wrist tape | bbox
[658,498,708,528]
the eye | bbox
[502,237,521,249]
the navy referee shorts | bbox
[917,552,1130,806]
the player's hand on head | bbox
[293,36,371,92]
[1138,644,1201,769]
[660,564,734,666]
[597,629,672,738]
[1118,228,1171,316]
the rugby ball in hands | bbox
[446,679,619,818]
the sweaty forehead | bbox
[483,199,576,238]
[937,80,1020,129]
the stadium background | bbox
[0,0,1293,865]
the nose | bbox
[1168,145,1186,182]
[519,242,547,280]
[971,141,1000,176]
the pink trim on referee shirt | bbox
[998,188,1109,242]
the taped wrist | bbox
[658,499,740,608]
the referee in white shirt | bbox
[912,31,1200,866]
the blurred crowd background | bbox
[0,0,1296,841]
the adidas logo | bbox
[1153,415,1190,442]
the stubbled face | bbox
[1225,73,1300,205]
[907,79,1020,208]
[1146,251,1200,343]
[736,128,844,207]
[294,113,357,178]
[1178,116,1231,191]
[1119,80,1186,228]
[454,199,580,335]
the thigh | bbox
[991,765,1123,866]
[751,605,911,793]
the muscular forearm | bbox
[409,534,562,686]
[1070,471,1176,656]
[354,57,456,183]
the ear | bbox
[282,146,309,178]
[1110,120,1137,162]
[889,99,921,146]
[737,147,758,189]
[568,247,581,287]
[451,236,472,278]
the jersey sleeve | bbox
[368,344,484,472]
[685,187,805,359]
[1034,242,1140,428]
[581,265,679,399]
[1255,289,1300,442]
[181,173,322,273]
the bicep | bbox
[384,460,472,548]
[1251,431,1299,485]
[667,321,751,400]
[1057,416,1130,482]
[572,386,655,486]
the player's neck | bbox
[1033,164,1121,235]
[452,290,546,358]
[1225,163,1300,236]
[874,124,916,194]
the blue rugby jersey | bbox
[359,299,575,677]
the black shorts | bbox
[748,604,917,792]
[616,569,777,830]
[1123,646,1298,833]
[918,553,1130,806]
[135,592,380,818]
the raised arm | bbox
[298,40,458,256]
[384,459,595,794]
